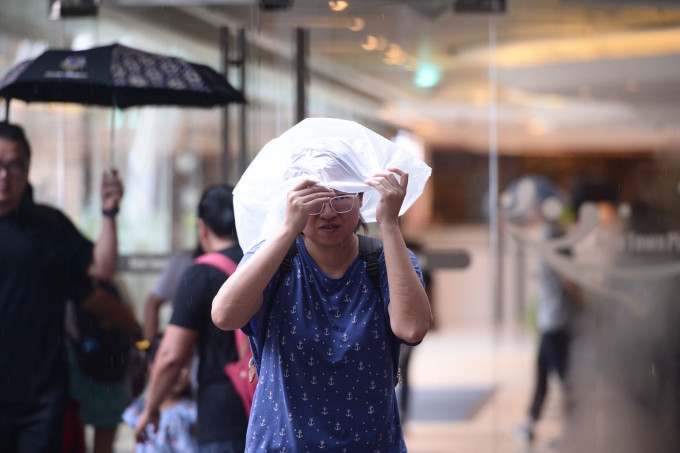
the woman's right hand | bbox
[282,178,335,234]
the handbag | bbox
[194,252,257,418]
[224,329,257,417]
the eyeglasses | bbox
[0,160,27,176]
[310,194,359,215]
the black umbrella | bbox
[0,42,245,118]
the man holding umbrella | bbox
[0,122,124,452]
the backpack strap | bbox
[193,252,254,375]
[193,252,238,276]
[275,235,383,291]
[357,234,382,290]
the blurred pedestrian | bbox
[123,335,198,453]
[515,219,579,443]
[134,185,248,452]
[143,246,201,341]
[0,121,123,452]
[66,280,142,453]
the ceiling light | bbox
[347,17,364,32]
[329,1,348,12]
[360,35,378,51]
[413,63,441,88]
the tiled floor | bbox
[401,327,564,453]
[111,326,567,453]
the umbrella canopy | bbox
[234,117,432,253]
[0,43,245,110]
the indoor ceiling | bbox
[68,0,680,153]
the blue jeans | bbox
[198,439,246,453]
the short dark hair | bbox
[198,184,238,240]
[0,122,31,161]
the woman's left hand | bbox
[364,167,408,225]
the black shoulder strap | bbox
[280,242,298,274]
[276,235,383,291]
[357,234,383,291]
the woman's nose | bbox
[318,202,336,217]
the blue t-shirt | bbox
[242,236,424,453]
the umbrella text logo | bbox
[43,56,89,80]
[60,56,87,71]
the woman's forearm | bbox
[212,227,298,330]
[381,222,432,343]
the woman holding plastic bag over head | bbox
[212,117,433,452]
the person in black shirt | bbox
[135,185,247,452]
[0,121,123,452]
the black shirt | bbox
[169,245,248,445]
[0,201,93,403]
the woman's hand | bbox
[364,167,408,225]
[283,178,335,233]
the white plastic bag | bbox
[233,117,432,252]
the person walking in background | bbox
[0,121,124,452]
[143,246,201,341]
[515,219,579,444]
[66,280,142,453]
[123,335,198,453]
[211,118,432,452]
[134,185,248,453]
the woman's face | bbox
[302,190,362,246]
